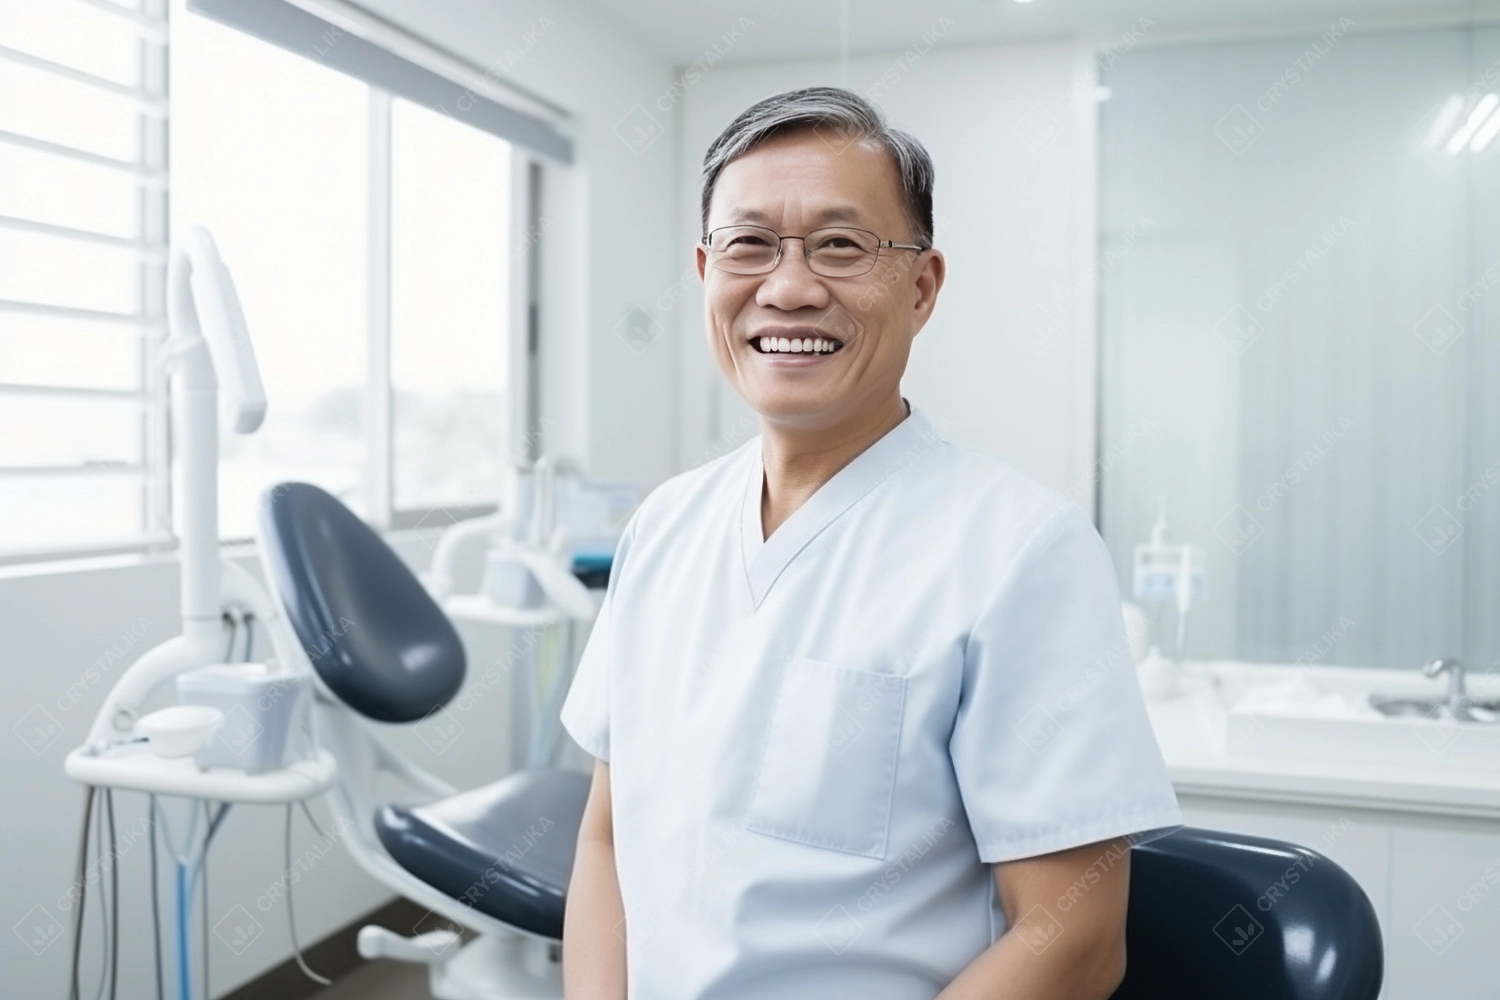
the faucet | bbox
[1422,658,1467,715]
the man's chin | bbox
[744,388,844,428]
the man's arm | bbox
[562,760,628,1000]
[935,837,1132,1000]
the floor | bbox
[313,960,433,999]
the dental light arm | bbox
[83,228,275,748]
[169,226,266,638]
[180,227,267,434]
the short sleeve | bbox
[950,502,1183,864]
[559,511,640,762]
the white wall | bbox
[356,0,685,486]
[673,38,1104,508]
[0,3,677,996]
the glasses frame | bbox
[701,224,928,278]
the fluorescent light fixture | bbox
[1421,94,1465,151]
[1471,97,1500,152]
[1446,92,1499,154]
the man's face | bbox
[697,129,944,431]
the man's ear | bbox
[696,243,708,282]
[911,249,946,332]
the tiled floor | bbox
[313,960,433,999]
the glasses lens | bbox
[709,226,779,273]
[806,228,880,276]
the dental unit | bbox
[63,227,600,1000]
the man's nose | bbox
[754,238,831,312]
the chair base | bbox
[361,925,561,1000]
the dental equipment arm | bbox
[424,511,507,601]
[171,228,265,638]
[81,228,276,749]
[428,455,598,620]
[82,560,288,750]
[184,227,266,434]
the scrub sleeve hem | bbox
[559,711,610,763]
[974,806,1186,865]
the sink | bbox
[1214,665,1500,772]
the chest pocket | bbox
[744,656,907,860]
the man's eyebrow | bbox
[724,205,873,227]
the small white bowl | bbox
[137,705,224,758]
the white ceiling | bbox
[572,0,1500,67]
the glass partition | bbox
[1098,26,1500,670]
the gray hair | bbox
[700,86,935,248]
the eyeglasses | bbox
[702,225,927,278]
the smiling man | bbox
[560,87,1182,1000]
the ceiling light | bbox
[1446,92,1499,154]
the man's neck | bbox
[759,395,910,540]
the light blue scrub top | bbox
[560,406,1183,1000]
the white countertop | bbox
[1146,661,1500,820]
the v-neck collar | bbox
[739,405,945,608]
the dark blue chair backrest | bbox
[1111,826,1383,1000]
[258,482,465,723]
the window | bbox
[170,0,369,540]
[0,0,525,560]
[168,0,517,540]
[389,97,512,517]
[0,0,169,557]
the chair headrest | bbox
[258,482,465,722]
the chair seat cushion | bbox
[375,768,590,939]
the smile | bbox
[750,336,845,355]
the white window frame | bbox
[0,0,172,565]
[1,0,540,564]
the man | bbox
[560,86,1181,1000]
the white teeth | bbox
[755,335,843,354]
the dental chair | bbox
[257,485,1385,1000]
[257,482,589,999]
[1110,826,1384,1000]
